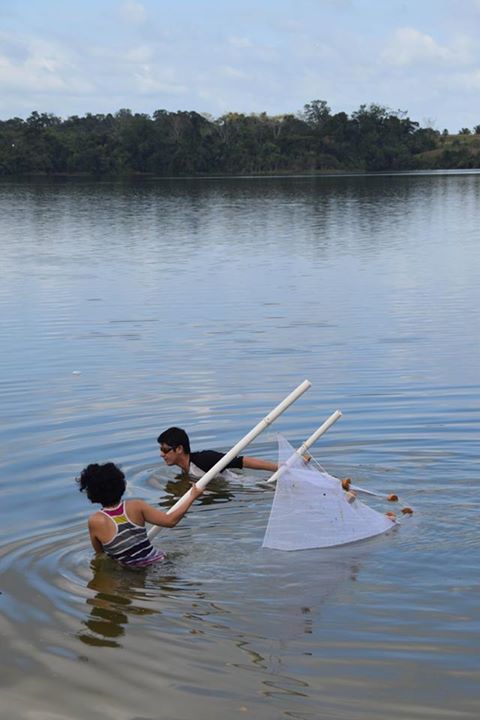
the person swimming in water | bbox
[157,426,279,479]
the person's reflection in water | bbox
[164,473,235,506]
[78,555,176,648]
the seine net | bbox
[262,436,396,551]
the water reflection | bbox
[234,547,364,642]
[164,474,236,505]
[77,518,366,654]
[79,557,153,647]
[78,555,183,648]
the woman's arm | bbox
[137,484,203,528]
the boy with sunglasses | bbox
[157,426,278,479]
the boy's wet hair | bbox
[77,462,126,506]
[157,427,191,454]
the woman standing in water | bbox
[77,462,203,568]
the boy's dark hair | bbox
[157,426,190,454]
[77,462,126,506]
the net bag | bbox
[262,436,395,551]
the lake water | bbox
[0,172,479,720]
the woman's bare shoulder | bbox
[88,510,108,528]
[124,498,147,523]
[124,498,147,511]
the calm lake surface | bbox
[0,172,479,720]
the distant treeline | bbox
[1,101,480,176]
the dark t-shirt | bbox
[189,450,244,474]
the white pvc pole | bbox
[266,409,342,484]
[148,379,311,540]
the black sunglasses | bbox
[160,445,175,454]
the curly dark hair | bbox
[77,462,126,506]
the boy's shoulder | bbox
[190,449,224,472]
[190,449,243,472]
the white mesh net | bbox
[262,436,395,550]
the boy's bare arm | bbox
[242,454,310,472]
[242,456,278,472]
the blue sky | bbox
[1,0,479,131]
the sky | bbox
[0,0,479,132]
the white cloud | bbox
[131,63,187,96]
[0,33,93,95]
[125,44,155,63]
[119,1,146,26]
[296,39,335,62]
[453,69,480,90]
[382,27,473,67]
[228,36,252,49]
[219,65,248,79]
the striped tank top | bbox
[101,501,166,568]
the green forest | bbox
[1,100,480,177]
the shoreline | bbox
[2,167,480,181]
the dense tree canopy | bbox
[0,102,477,176]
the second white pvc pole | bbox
[266,409,342,484]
